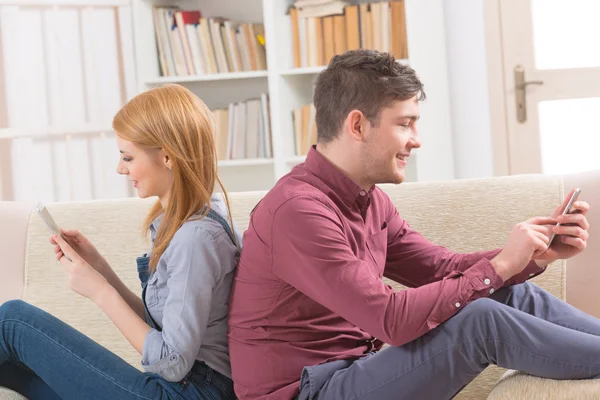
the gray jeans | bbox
[297,282,600,400]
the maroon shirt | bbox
[228,147,546,400]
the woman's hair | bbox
[112,84,237,272]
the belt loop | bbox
[204,363,213,385]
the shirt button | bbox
[455,302,461,308]
[489,288,495,294]
[529,273,535,277]
[359,190,367,196]
[170,355,177,361]
[484,278,491,285]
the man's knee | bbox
[460,297,506,324]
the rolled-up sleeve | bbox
[141,226,236,381]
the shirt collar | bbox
[304,145,375,207]
[149,214,163,242]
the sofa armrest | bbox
[0,201,31,304]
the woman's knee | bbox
[0,299,33,321]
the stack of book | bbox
[292,103,317,156]
[153,7,268,77]
[211,94,272,161]
[289,0,408,68]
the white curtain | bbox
[0,1,136,202]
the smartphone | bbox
[547,188,582,246]
[35,201,71,261]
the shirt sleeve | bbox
[270,197,507,347]
[383,203,547,289]
[141,226,237,382]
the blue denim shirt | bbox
[136,195,241,382]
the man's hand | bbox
[491,216,557,281]
[534,189,590,265]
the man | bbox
[227,49,595,400]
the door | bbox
[500,0,600,175]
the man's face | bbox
[361,97,421,186]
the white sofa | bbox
[1,170,600,399]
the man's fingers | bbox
[555,188,577,216]
[527,216,558,226]
[532,234,550,256]
[560,235,587,251]
[553,225,589,241]
[571,201,590,216]
[531,230,550,247]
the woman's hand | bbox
[50,229,112,277]
[52,234,111,302]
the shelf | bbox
[279,66,327,76]
[279,59,410,77]
[218,158,274,168]
[146,70,268,85]
[0,126,113,140]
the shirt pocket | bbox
[145,272,160,308]
[366,226,388,277]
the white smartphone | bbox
[35,201,71,261]
[547,188,582,246]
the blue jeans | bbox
[298,282,600,400]
[0,300,236,400]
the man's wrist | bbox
[490,257,512,282]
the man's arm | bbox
[270,197,505,347]
[383,203,547,289]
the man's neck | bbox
[316,143,372,191]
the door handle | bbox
[514,65,544,123]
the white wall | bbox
[443,0,495,179]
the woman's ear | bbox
[158,149,172,171]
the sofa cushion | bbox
[487,370,600,399]
[0,388,27,400]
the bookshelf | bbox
[130,0,455,192]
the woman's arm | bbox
[94,283,151,354]
[51,229,147,320]
[101,268,146,321]
[52,234,151,354]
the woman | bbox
[0,84,240,399]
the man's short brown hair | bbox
[313,49,426,144]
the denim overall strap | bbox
[206,208,238,248]
[135,254,159,330]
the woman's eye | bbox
[122,157,132,162]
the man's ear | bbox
[347,110,367,142]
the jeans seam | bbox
[198,385,219,400]
[0,318,155,400]
[172,381,188,400]
[210,375,230,396]
[350,335,600,400]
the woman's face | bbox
[115,135,173,203]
